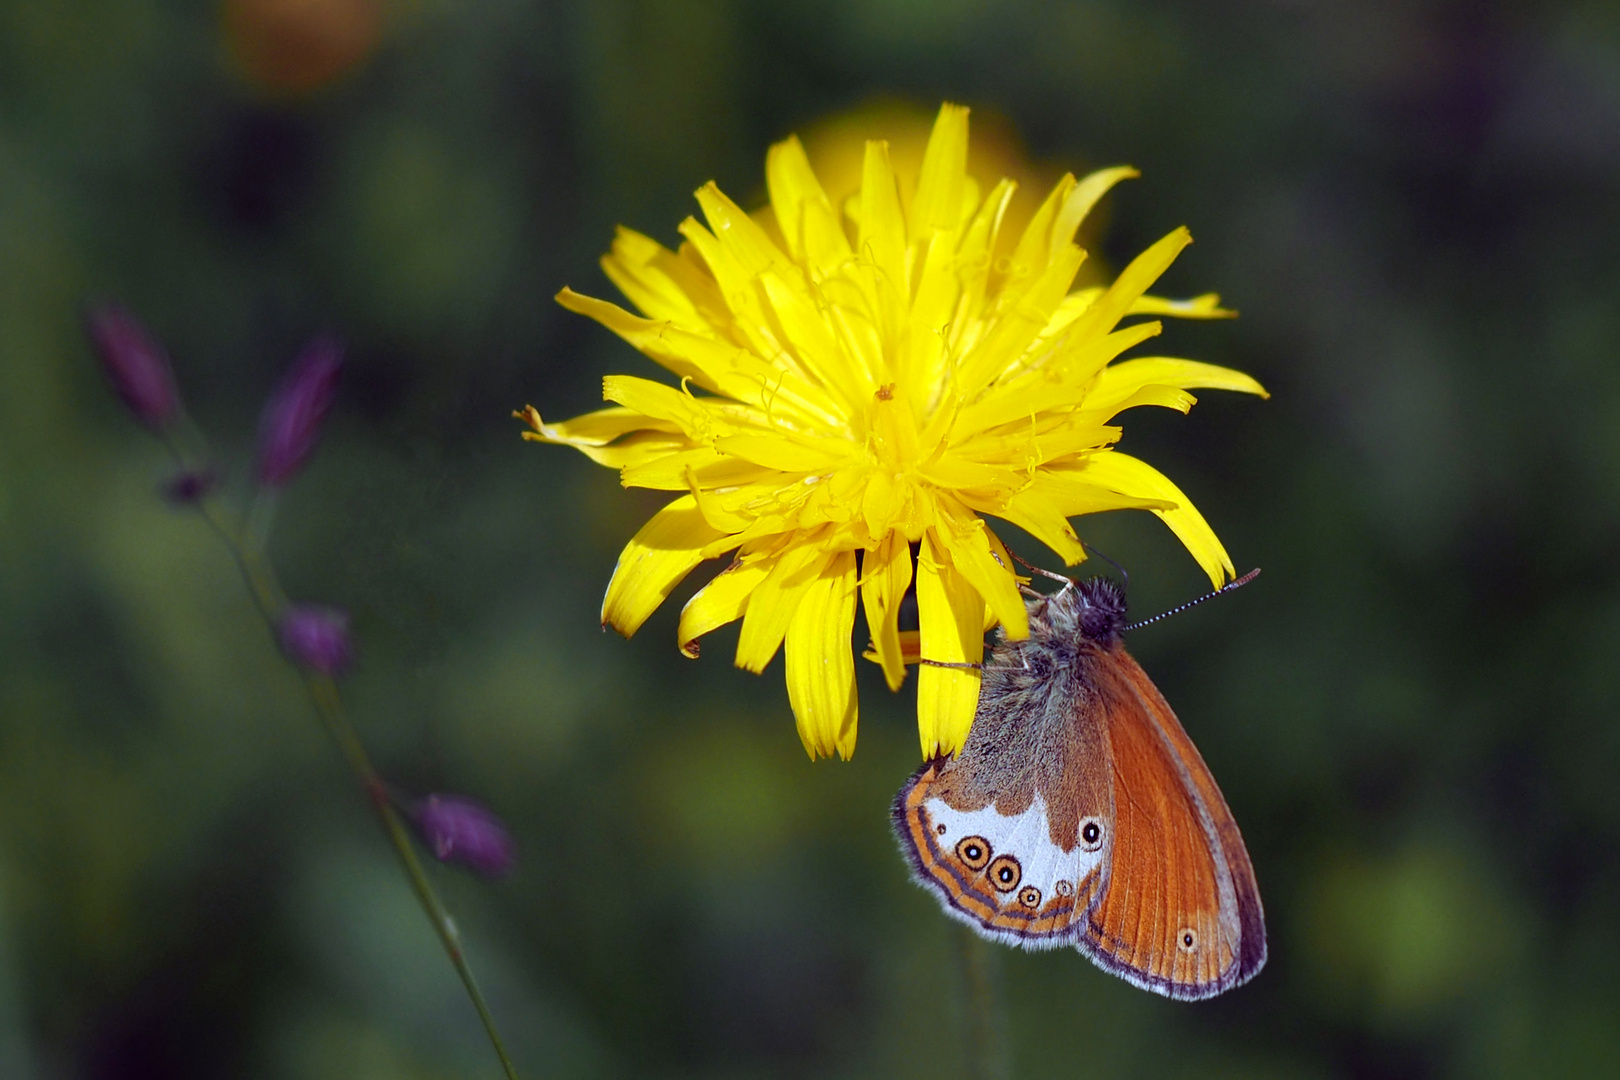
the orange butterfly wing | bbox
[1078,643,1266,999]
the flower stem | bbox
[957,926,1011,1080]
[306,678,521,1080]
[171,439,521,1079]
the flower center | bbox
[867,383,923,474]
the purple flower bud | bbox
[163,467,218,505]
[277,604,352,675]
[256,336,342,487]
[414,795,515,877]
[86,304,182,430]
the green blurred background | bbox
[5,0,1620,1076]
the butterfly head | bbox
[1042,576,1128,646]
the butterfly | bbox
[892,571,1265,1000]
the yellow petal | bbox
[1089,357,1270,412]
[514,404,679,446]
[766,135,854,278]
[909,229,964,351]
[950,415,1121,467]
[578,432,695,471]
[1048,166,1138,263]
[1129,292,1236,319]
[1076,451,1235,588]
[917,456,1023,490]
[799,475,860,528]
[956,320,1163,435]
[765,135,820,261]
[916,530,984,758]
[859,531,913,691]
[696,181,791,281]
[962,472,1171,568]
[600,227,705,329]
[573,294,846,430]
[1007,418,1123,467]
[1018,469,1174,517]
[600,374,720,436]
[785,550,859,759]
[999,173,1074,308]
[909,103,969,240]
[734,543,833,673]
[678,555,773,656]
[983,489,1087,565]
[759,268,872,411]
[621,447,778,491]
[556,289,718,396]
[1063,227,1191,344]
[860,469,904,538]
[698,512,794,559]
[858,139,910,308]
[1048,286,1103,329]
[665,235,737,327]
[713,434,853,473]
[1086,383,1198,421]
[949,177,1017,352]
[683,199,798,369]
[602,495,726,637]
[868,381,924,472]
[682,466,753,532]
[862,629,922,666]
[932,496,1027,639]
[980,530,1019,632]
[958,243,1087,396]
[900,241,963,421]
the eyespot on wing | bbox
[891,761,1087,947]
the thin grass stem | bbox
[306,678,520,1080]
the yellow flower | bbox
[519,103,1266,761]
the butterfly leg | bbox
[1010,550,1078,587]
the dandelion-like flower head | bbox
[521,103,1266,760]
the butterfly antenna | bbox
[1082,543,1129,588]
[1123,568,1261,633]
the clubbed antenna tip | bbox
[1124,568,1261,633]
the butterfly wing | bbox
[1075,644,1266,999]
[893,641,1117,948]
[894,760,1102,948]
